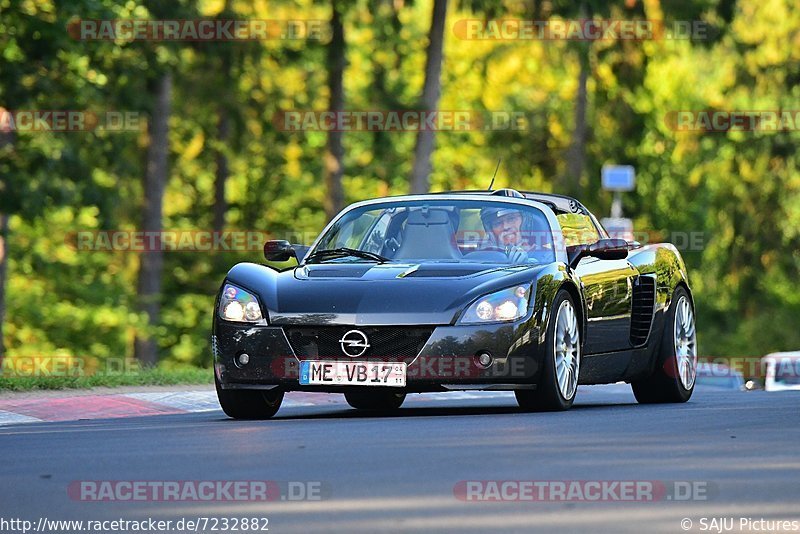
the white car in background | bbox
[763,352,800,392]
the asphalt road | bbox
[1,386,799,534]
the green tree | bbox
[409,0,448,193]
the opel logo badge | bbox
[339,330,370,358]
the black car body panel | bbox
[223,261,548,326]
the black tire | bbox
[344,389,406,411]
[631,286,696,404]
[215,375,284,419]
[516,289,581,412]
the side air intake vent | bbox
[630,276,656,346]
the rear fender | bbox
[626,243,693,377]
[627,243,691,315]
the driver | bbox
[479,206,529,263]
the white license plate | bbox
[299,361,407,387]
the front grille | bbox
[284,326,434,363]
[630,276,656,346]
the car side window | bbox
[556,213,601,247]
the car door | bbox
[558,213,637,354]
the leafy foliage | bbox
[1,0,798,378]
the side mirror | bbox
[263,240,296,262]
[568,238,629,268]
[588,238,630,260]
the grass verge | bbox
[0,366,213,392]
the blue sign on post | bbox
[601,165,636,192]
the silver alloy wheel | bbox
[674,295,698,390]
[554,300,580,400]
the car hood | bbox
[225,262,547,326]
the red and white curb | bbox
[0,390,520,426]
[0,385,636,427]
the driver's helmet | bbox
[480,205,523,232]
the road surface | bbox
[1,386,798,533]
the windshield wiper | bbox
[305,247,392,264]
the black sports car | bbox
[213,189,697,418]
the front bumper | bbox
[213,320,545,392]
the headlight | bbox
[459,285,531,324]
[218,283,264,323]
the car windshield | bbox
[309,199,556,264]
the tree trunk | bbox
[564,54,588,195]
[563,3,590,196]
[0,213,8,366]
[213,108,230,233]
[0,126,13,367]
[134,72,172,366]
[324,0,346,221]
[409,0,448,194]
